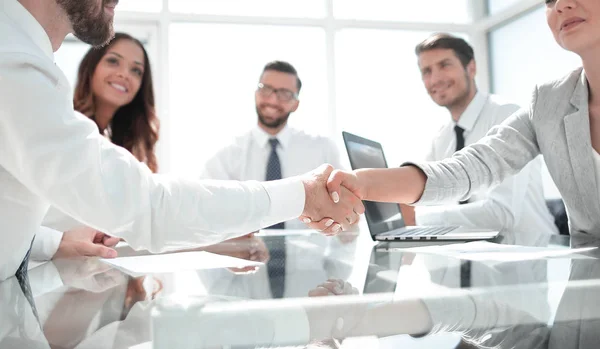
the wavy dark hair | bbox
[74,32,159,173]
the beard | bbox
[256,105,291,129]
[56,0,116,47]
[440,72,473,110]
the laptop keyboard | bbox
[379,226,458,239]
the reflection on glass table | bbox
[2,231,599,348]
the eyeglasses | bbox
[256,83,298,102]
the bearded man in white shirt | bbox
[0,0,363,282]
[201,61,346,230]
[408,33,557,237]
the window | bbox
[116,0,162,13]
[168,23,328,176]
[335,29,450,167]
[169,0,325,18]
[489,6,580,107]
[333,0,472,23]
[486,0,522,16]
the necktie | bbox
[264,138,286,298]
[15,238,40,322]
[454,126,471,288]
[454,125,466,152]
[265,138,285,230]
[265,236,286,299]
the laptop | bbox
[342,131,499,242]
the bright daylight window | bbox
[168,23,327,176]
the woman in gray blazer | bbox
[315,0,600,237]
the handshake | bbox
[298,164,366,235]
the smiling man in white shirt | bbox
[410,33,557,237]
[0,0,363,282]
[201,61,346,230]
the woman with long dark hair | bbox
[74,32,159,172]
[34,33,160,261]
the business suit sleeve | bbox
[0,53,305,253]
[409,89,541,205]
[416,104,533,231]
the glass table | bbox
[2,223,599,349]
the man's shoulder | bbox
[214,130,253,153]
[0,20,59,83]
[487,94,520,111]
[0,15,44,58]
[289,128,336,147]
[484,94,521,123]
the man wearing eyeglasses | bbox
[200,61,351,301]
[201,61,346,231]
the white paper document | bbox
[129,342,152,349]
[401,241,597,262]
[101,251,262,276]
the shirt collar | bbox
[252,124,292,149]
[456,91,488,132]
[3,0,54,61]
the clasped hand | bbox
[300,165,365,235]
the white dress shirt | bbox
[415,92,558,236]
[0,0,305,281]
[201,125,344,229]
[30,226,63,262]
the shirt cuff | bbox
[261,177,306,228]
[30,226,64,262]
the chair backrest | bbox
[546,198,569,235]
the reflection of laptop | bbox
[342,131,499,242]
[361,246,404,295]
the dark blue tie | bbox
[265,236,286,299]
[265,138,285,230]
[264,138,286,298]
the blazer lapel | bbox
[564,71,600,219]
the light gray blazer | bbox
[415,67,600,237]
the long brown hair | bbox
[74,32,159,173]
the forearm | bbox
[356,166,426,204]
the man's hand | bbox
[54,226,119,259]
[308,279,359,297]
[52,258,126,293]
[301,165,365,235]
[202,233,270,274]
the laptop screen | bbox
[342,132,406,237]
